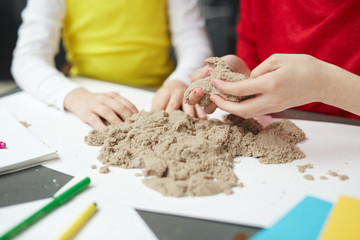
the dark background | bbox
[0,0,239,80]
[0,0,27,80]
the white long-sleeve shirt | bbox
[11,0,213,110]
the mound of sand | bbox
[85,110,305,197]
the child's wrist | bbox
[64,88,87,111]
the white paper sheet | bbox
[0,111,58,174]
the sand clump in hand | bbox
[184,57,247,107]
[85,110,306,197]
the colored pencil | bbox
[0,177,91,240]
[58,202,97,240]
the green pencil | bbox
[0,177,91,240]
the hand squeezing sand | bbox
[184,57,248,107]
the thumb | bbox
[250,54,282,79]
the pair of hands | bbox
[187,53,347,118]
[64,80,206,131]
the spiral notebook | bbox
[0,111,58,175]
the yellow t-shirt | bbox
[62,0,174,87]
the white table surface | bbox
[1,77,360,239]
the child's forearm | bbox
[320,63,360,116]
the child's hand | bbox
[209,54,330,118]
[64,88,138,130]
[187,54,251,114]
[152,80,207,119]
[186,64,217,114]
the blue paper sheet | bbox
[250,196,332,240]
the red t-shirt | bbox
[236,0,360,119]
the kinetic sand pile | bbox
[85,110,305,197]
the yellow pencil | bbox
[58,202,97,240]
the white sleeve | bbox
[166,0,213,86]
[11,0,79,111]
